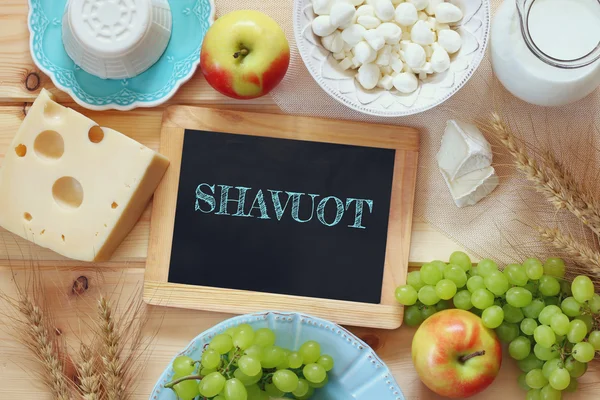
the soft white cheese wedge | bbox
[437,120,493,181]
[441,166,499,208]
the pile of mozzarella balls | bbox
[311,0,463,94]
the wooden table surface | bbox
[0,1,598,399]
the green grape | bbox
[538,305,562,326]
[524,258,544,280]
[421,263,443,285]
[543,258,566,278]
[482,305,504,329]
[418,285,440,306]
[238,356,261,377]
[272,370,299,393]
[526,389,541,400]
[542,358,562,379]
[572,275,595,303]
[539,384,561,400]
[471,288,495,310]
[430,260,448,274]
[518,353,545,372]
[172,379,200,400]
[404,304,424,326]
[503,304,525,323]
[588,330,600,350]
[233,368,262,386]
[523,299,546,319]
[524,281,539,296]
[477,259,499,277]
[201,349,221,369]
[548,368,570,391]
[199,371,226,397]
[467,276,486,293]
[296,386,315,400]
[567,320,588,343]
[225,326,240,338]
[214,396,227,400]
[421,306,437,320]
[292,379,310,397]
[453,290,473,310]
[449,251,472,272]
[307,374,328,388]
[211,334,234,355]
[565,378,578,393]
[544,296,560,306]
[233,325,256,350]
[303,363,326,384]
[444,265,468,288]
[509,336,532,360]
[253,328,276,347]
[534,343,560,361]
[288,352,303,369]
[519,372,531,390]
[244,345,263,361]
[299,341,321,364]
[200,367,217,376]
[521,318,539,336]
[576,315,594,333]
[484,271,509,296]
[265,382,284,397]
[496,321,520,343]
[572,342,595,362]
[506,287,533,308]
[526,368,549,389]
[560,297,581,317]
[172,356,196,376]
[436,299,453,311]
[407,271,425,290]
[588,294,600,313]
[395,285,418,305]
[435,279,457,300]
[534,325,556,348]
[223,378,248,400]
[564,357,587,378]
[262,346,285,369]
[469,266,479,276]
[317,355,334,371]
[550,313,570,336]
[559,280,572,297]
[539,276,561,297]
[244,384,261,399]
[505,264,529,286]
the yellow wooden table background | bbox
[0,1,598,399]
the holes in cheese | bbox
[111,202,118,209]
[40,229,45,235]
[24,212,32,222]
[88,126,104,144]
[34,130,64,160]
[43,100,65,122]
[52,177,84,209]
[61,235,65,242]
[15,144,27,157]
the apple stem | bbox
[459,350,486,364]
[233,48,249,58]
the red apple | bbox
[200,10,290,99]
[412,309,502,398]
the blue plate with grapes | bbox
[150,311,405,400]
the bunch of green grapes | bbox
[396,253,600,400]
[164,324,334,400]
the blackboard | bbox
[167,129,396,304]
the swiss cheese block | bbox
[0,90,169,262]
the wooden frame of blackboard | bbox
[144,106,419,329]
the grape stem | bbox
[164,374,203,389]
[458,350,485,363]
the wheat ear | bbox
[98,296,125,400]
[484,114,600,237]
[538,227,600,279]
[18,297,71,400]
[76,343,102,400]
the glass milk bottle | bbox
[490,0,600,106]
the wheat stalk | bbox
[538,227,600,279]
[483,113,600,238]
[76,343,102,400]
[98,296,125,400]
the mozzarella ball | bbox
[394,3,418,26]
[408,0,429,11]
[437,29,462,53]
[373,0,395,21]
[342,24,367,46]
[330,2,356,28]
[435,3,464,24]
[364,29,386,51]
[353,41,378,63]
[345,0,366,5]
[378,74,395,90]
[357,15,382,29]
[403,42,426,68]
[312,15,338,37]
[376,22,402,44]
[355,4,375,18]
[312,0,335,15]
[357,63,381,89]
[393,72,419,93]
[430,47,450,72]
[322,31,345,53]
[425,0,443,15]
[411,20,435,45]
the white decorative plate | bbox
[293,0,491,117]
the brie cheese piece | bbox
[442,166,499,208]
[437,120,492,181]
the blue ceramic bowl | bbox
[28,0,215,110]
[150,311,404,400]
